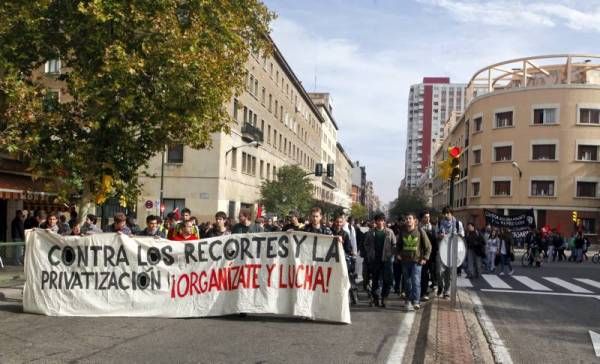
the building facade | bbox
[433,55,600,243]
[136,43,353,222]
[334,143,353,210]
[352,161,367,205]
[404,77,468,189]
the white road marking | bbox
[385,312,416,364]
[482,274,512,289]
[511,276,551,291]
[542,277,593,293]
[481,289,600,299]
[574,278,600,290]
[457,277,473,287]
[590,330,600,357]
[469,291,513,364]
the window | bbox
[473,116,482,132]
[273,130,277,148]
[472,182,480,197]
[243,107,248,123]
[260,119,264,132]
[266,163,271,180]
[167,144,184,163]
[228,146,237,171]
[531,180,555,196]
[242,152,247,173]
[233,99,239,122]
[533,108,557,124]
[473,149,481,164]
[493,180,511,196]
[251,156,256,176]
[579,108,600,124]
[254,80,259,96]
[163,198,185,214]
[495,111,513,128]
[532,144,556,160]
[280,106,283,122]
[273,166,277,181]
[581,218,596,234]
[275,100,278,117]
[44,59,61,74]
[267,125,271,144]
[268,94,272,112]
[577,181,597,198]
[577,145,598,161]
[261,87,266,105]
[493,145,512,161]
[43,90,59,112]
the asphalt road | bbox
[464,258,600,363]
[0,283,419,364]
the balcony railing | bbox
[242,122,264,144]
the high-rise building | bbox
[404,77,467,189]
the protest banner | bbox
[484,209,536,245]
[23,229,351,323]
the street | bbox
[0,275,418,364]
[461,258,600,363]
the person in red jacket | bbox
[171,220,199,241]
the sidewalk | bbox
[414,290,496,364]
[0,265,25,287]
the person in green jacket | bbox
[397,212,432,311]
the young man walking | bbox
[363,213,396,308]
[436,206,464,298]
[398,213,432,311]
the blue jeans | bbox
[401,261,422,304]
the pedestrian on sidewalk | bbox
[498,228,514,275]
[398,213,432,311]
[363,213,396,308]
[436,206,464,298]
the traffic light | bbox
[571,211,578,223]
[315,163,323,176]
[448,146,462,179]
[326,163,334,178]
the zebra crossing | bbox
[459,274,600,297]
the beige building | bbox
[137,43,352,222]
[334,143,353,211]
[433,55,600,242]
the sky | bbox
[263,0,600,204]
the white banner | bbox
[23,229,351,323]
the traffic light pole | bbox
[448,172,458,309]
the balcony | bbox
[242,122,264,144]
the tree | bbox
[260,165,313,218]
[389,187,428,221]
[350,203,368,221]
[0,1,274,220]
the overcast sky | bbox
[263,0,600,204]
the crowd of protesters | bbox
[9,204,596,311]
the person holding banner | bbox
[171,220,199,241]
[206,211,231,237]
[105,212,132,235]
[303,207,332,235]
[138,215,166,238]
[363,213,396,308]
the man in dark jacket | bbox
[420,211,437,300]
[363,213,397,308]
[11,210,25,265]
[138,215,166,238]
[398,213,431,311]
[465,222,485,278]
[303,207,332,235]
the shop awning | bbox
[0,172,56,201]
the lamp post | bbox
[225,141,260,164]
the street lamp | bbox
[511,161,523,178]
[225,140,260,162]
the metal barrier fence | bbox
[0,242,25,268]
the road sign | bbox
[144,200,153,209]
[439,234,466,267]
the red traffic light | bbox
[448,146,462,158]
